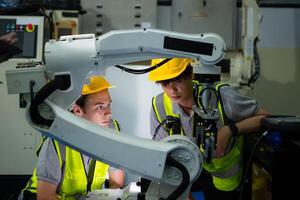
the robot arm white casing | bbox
[45,29,226,110]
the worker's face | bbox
[74,89,112,128]
[160,77,193,105]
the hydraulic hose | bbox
[160,156,190,200]
[114,58,172,74]
[30,75,70,127]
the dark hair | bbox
[156,64,193,85]
[75,95,89,108]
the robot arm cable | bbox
[114,58,172,75]
[247,37,261,87]
[238,130,268,200]
[198,86,219,114]
[160,156,190,200]
[30,75,70,127]
[152,116,181,140]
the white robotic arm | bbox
[44,28,225,109]
[6,28,226,199]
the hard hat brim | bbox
[148,58,192,82]
[148,65,186,82]
[81,76,115,95]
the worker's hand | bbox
[0,32,18,45]
[216,126,232,157]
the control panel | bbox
[0,16,44,61]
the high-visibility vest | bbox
[152,82,242,191]
[23,120,120,200]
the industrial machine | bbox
[0,15,45,199]
[0,15,44,61]
[5,28,226,199]
[79,0,262,89]
[241,116,300,200]
[0,15,44,176]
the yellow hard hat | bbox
[148,58,192,82]
[81,75,115,95]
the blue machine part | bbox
[192,191,205,200]
[0,0,19,8]
[265,131,282,149]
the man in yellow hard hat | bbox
[19,75,125,200]
[149,58,270,200]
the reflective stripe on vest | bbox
[112,120,120,132]
[152,93,184,135]
[152,82,242,191]
[23,120,120,199]
[203,83,242,191]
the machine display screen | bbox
[0,18,38,58]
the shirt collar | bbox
[172,101,194,119]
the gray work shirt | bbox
[36,120,120,186]
[150,85,260,141]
